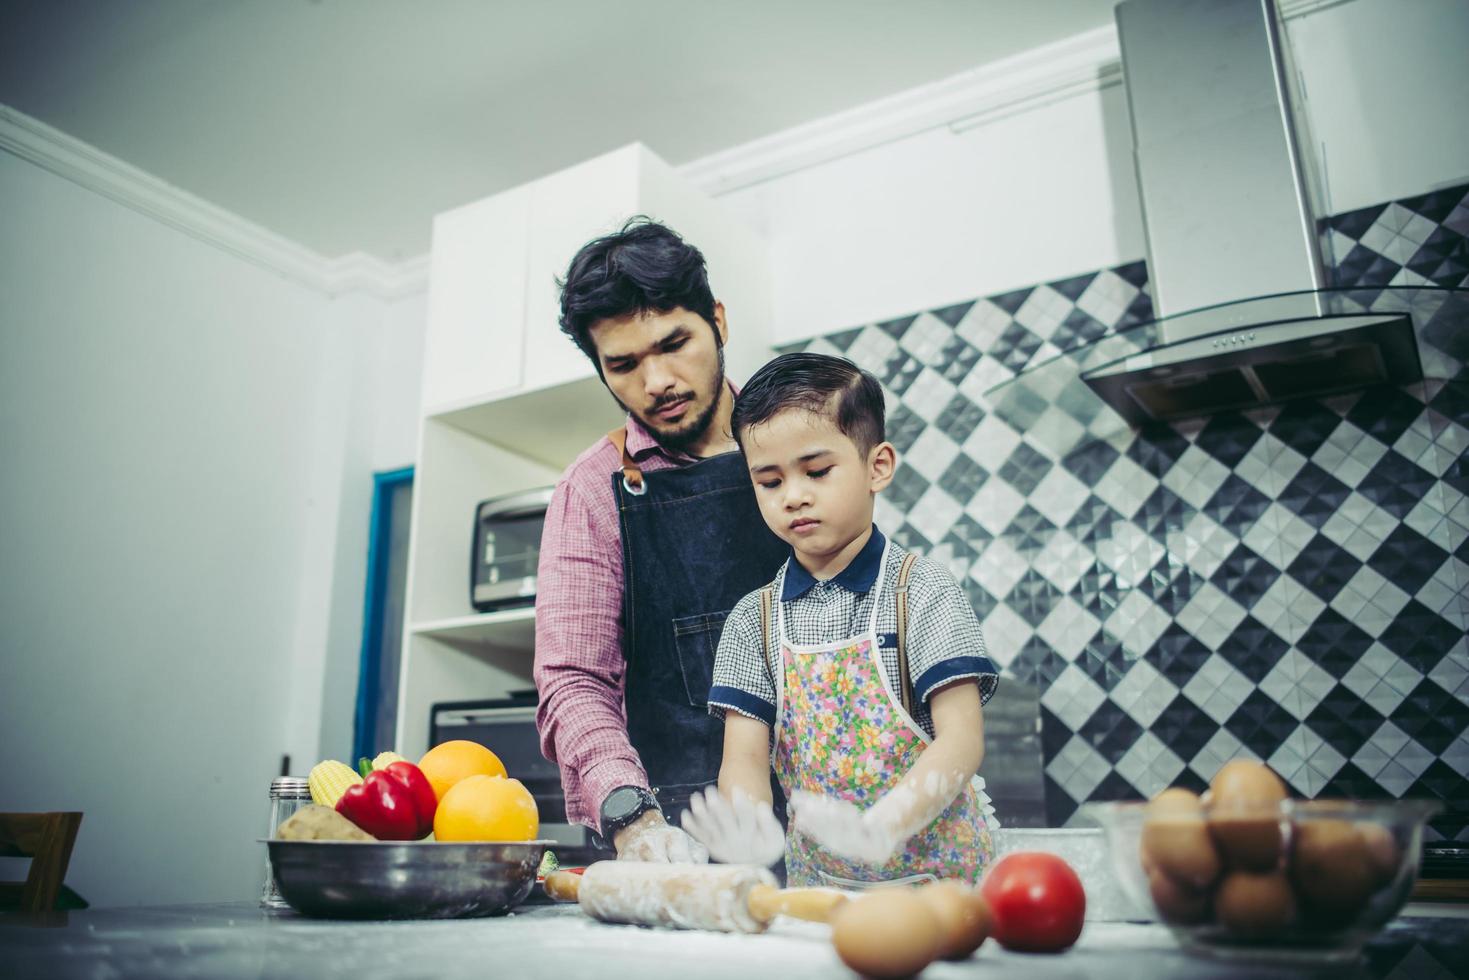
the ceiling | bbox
[0,0,1118,261]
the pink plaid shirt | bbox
[533,392,732,833]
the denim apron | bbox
[612,431,788,820]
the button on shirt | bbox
[709,528,999,739]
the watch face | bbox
[602,786,653,829]
[605,787,639,821]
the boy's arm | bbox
[791,680,984,862]
[680,713,782,864]
[864,680,984,844]
[718,713,775,806]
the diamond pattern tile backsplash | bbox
[780,181,1469,840]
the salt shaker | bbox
[261,776,312,909]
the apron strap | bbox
[895,552,919,718]
[607,426,646,494]
[758,585,777,692]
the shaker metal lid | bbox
[270,776,312,798]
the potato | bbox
[277,804,375,841]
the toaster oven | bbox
[470,487,554,612]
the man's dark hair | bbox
[557,217,719,372]
[733,352,886,455]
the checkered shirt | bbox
[709,527,998,738]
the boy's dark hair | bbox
[733,352,886,455]
[557,217,719,372]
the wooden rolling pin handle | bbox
[543,869,583,903]
[745,883,849,924]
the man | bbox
[533,217,787,861]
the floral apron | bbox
[771,541,995,887]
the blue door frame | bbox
[353,466,414,764]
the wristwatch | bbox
[599,785,661,840]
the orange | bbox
[418,740,507,801]
[434,775,539,842]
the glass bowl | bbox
[1080,798,1441,963]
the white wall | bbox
[311,290,426,765]
[371,293,428,473]
[714,0,1469,349]
[1287,0,1469,215]
[0,146,426,907]
[718,82,1143,348]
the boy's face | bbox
[589,304,728,454]
[743,408,896,572]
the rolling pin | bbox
[544,862,848,933]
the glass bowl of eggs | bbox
[1081,760,1441,964]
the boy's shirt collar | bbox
[782,526,887,601]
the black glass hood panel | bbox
[984,287,1468,458]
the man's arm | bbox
[532,477,649,831]
[532,474,707,862]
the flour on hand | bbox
[680,786,784,866]
[788,791,900,865]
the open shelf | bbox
[428,376,624,472]
[409,606,536,653]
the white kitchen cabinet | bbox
[394,143,773,761]
[421,187,531,411]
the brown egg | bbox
[831,888,943,978]
[916,880,990,961]
[1141,788,1221,889]
[1291,819,1378,925]
[1214,870,1297,938]
[1207,760,1288,870]
[1358,822,1400,887]
[1148,867,1211,925]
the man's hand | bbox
[788,790,901,865]
[681,786,784,866]
[612,809,710,863]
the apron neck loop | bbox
[608,426,646,495]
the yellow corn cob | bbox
[308,759,362,807]
[371,751,408,771]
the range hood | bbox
[1066,0,1440,425]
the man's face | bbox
[588,305,728,452]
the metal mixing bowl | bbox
[263,839,554,919]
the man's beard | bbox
[617,348,726,453]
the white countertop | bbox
[3,901,1467,980]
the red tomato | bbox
[979,852,1086,952]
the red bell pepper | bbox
[335,758,438,840]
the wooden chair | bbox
[0,812,83,913]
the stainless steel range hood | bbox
[1079,0,1426,424]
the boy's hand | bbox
[681,786,784,866]
[788,790,901,865]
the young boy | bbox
[683,352,999,887]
